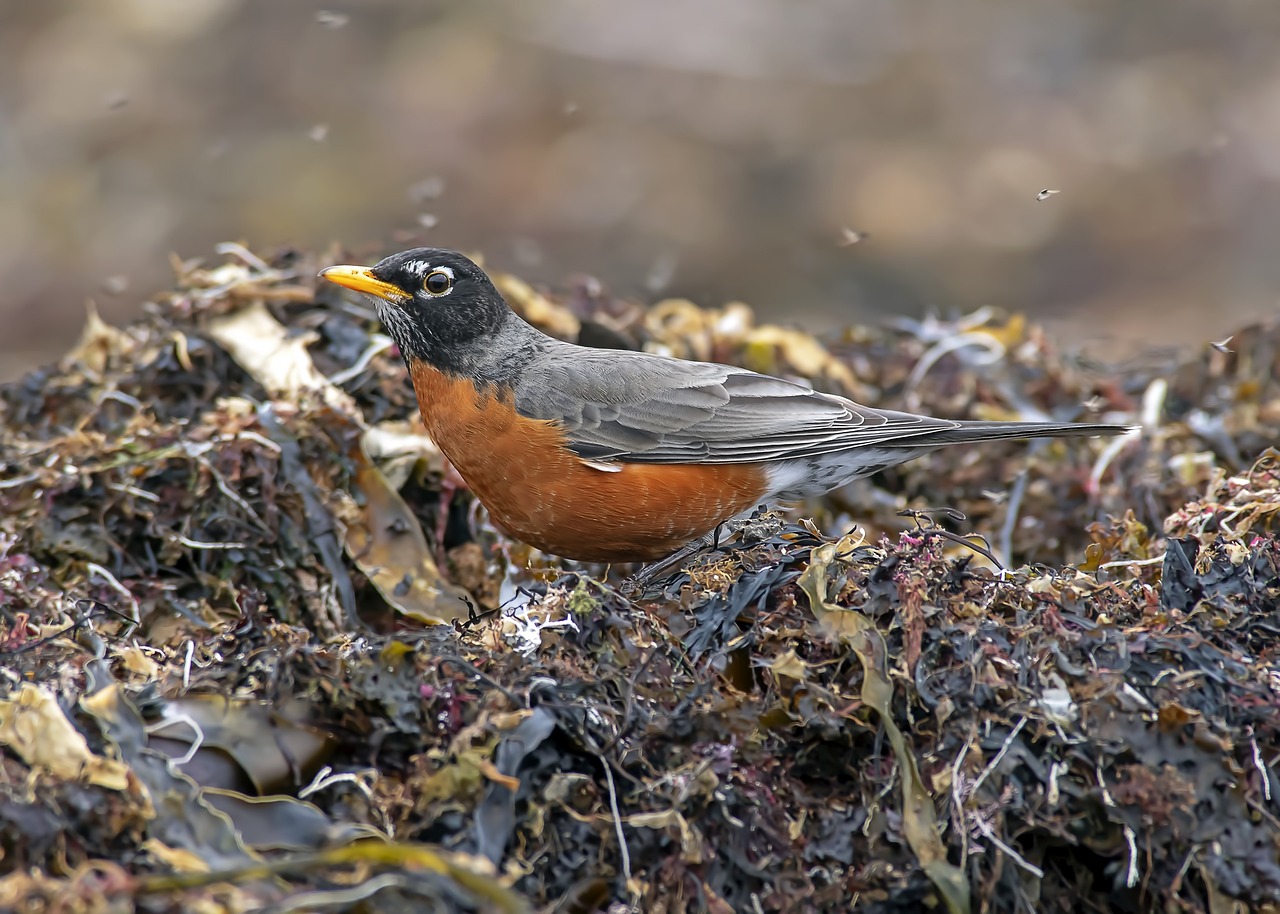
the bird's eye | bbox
[423,270,452,295]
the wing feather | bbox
[512,342,963,465]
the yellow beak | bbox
[319,265,410,302]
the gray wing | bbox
[510,343,970,465]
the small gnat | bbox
[315,10,349,28]
[1036,189,1060,201]
[512,237,544,267]
[1211,336,1233,354]
[645,253,678,293]
[408,176,446,204]
[839,227,868,246]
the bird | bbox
[319,248,1131,564]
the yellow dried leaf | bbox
[207,302,355,413]
[364,419,444,489]
[798,544,970,914]
[625,810,702,862]
[116,643,162,679]
[0,683,130,790]
[769,649,810,682]
[142,838,210,873]
[64,302,136,375]
[741,324,861,393]
[492,273,580,339]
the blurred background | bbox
[2,0,1279,380]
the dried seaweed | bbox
[1,244,1278,913]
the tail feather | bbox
[910,420,1136,447]
[765,420,1137,499]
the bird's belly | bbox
[477,460,766,563]
[409,362,767,562]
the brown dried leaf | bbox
[334,434,473,624]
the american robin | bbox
[320,248,1130,564]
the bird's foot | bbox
[620,516,755,597]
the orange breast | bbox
[408,362,768,562]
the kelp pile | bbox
[1,243,1277,913]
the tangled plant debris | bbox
[0,243,1277,913]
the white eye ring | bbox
[422,269,453,296]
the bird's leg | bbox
[621,540,706,596]
[621,515,753,596]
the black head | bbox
[320,248,516,370]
